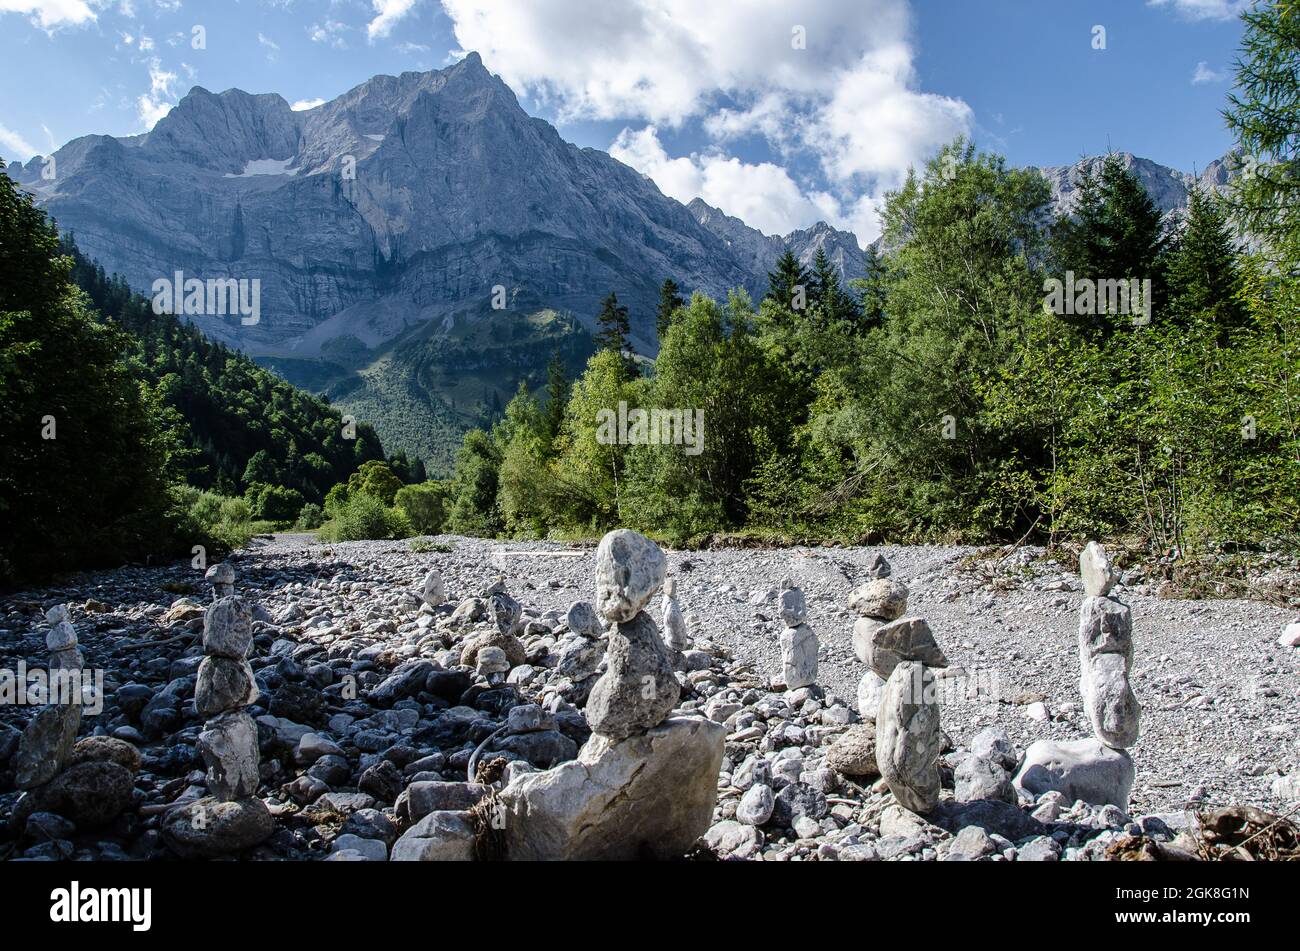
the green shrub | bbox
[244,482,305,522]
[170,485,257,554]
[395,481,447,535]
[295,502,325,530]
[318,492,412,542]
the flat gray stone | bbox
[499,716,724,860]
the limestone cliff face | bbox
[11,53,767,357]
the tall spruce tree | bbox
[765,249,812,315]
[853,244,888,330]
[809,247,858,329]
[1050,155,1169,330]
[542,353,570,450]
[655,277,685,341]
[1166,187,1248,338]
[594,291,630,351]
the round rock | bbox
[594,529,667,623]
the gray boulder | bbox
[1014,737,1135,810]
[13,703,81,790]
[202,596,253,659]
[848,578,909,620]
[955,753,1017,804]
[564,601,603,639]
[195,656,259,716]
[780,623,818,690]
[161,797,273,858]
[197,710,260,800]
[864,616,948,679]
[498,716,725,860]
[390,810,477,861]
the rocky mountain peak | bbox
[146,85,300,173]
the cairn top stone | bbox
[45,604,70,625]
[777,586,807,626]
[206,563,236,585]
[663,577,677,598]
[594,529,667,623]
[866,553,892,579]
[422,569,446,606]
[1080,541,1116,597]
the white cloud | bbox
[1147,0,1247,21]
[0,121,39,162]
[367,0,417,40]
[440,0,968,244]
[137,57,178,129]
[291,97,325,111]
[611,125,883,240]
[309,18,348,48]
[1192,61,1227,84]
[610,126,823,237]
[0,0,106,29]
[258,32,279,51]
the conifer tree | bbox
[1224,0,1300,256]
[1050,155,1168,330]
[1165,187,1247,338]
[765,249,812,315]
[655,277,685,341]
[593,291,635,378]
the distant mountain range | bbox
[6,52,1234,471]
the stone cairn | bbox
[491,529,727,859]
[777,579,818,690]
[585,529,679,740]
[848,556,950,815]
[161,562,273,857]
[13,604,85,790]
[1014,542,1140,810]
[661,576,691,667]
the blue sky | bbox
[0,0,1250,242]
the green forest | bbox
[2,2,1297,584]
